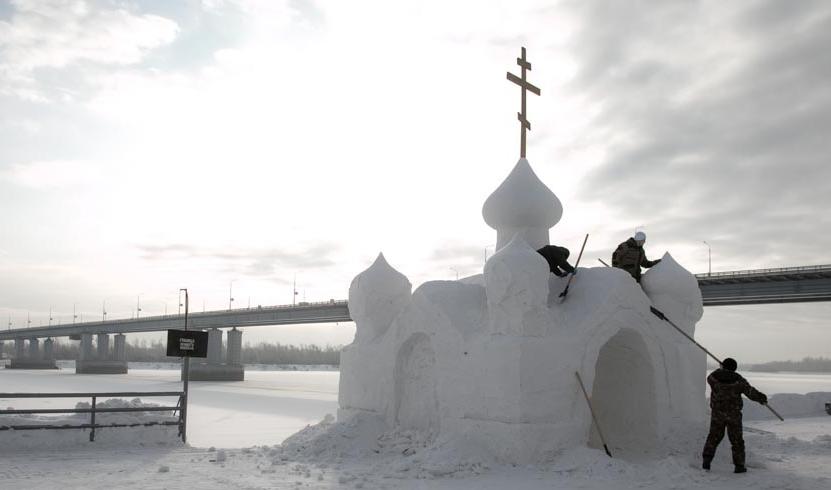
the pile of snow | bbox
[742,392,831,420]
[0,397,182,451]
[274,412,493,478]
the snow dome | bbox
[482,158,563,250]
[338,156,706,464]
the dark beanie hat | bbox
[722,358,738,371]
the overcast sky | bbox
[1,0,829,363]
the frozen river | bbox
[1,366,829,448]
[0,366,339,448]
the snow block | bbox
[76,359,128,374]
[184,362,244,381]
[7,359,58,370]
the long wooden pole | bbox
[559,234,590,299]
[649,306,784,422]
[575,371,613,457]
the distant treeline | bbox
[2,339,342,365]
[747,356,831,373]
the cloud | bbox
[0,159,104,189]
[561,0,831,267]
[0,0,179,99]
[137,243,340,280]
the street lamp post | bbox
[102,301,107,322]
[73,303,78,324]
[229,280,235,311]
[179,288,190,444]
[703,241,712,276]
[450,267,459,280]
[136,294,142,318]
[49,306,53,326]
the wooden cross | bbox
[507,47,541,158]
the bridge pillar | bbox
[76,332,127,374]
[8,337,57,369]
[14,338,25,359]
[227,328,242,365]
[113,334,127,362]
[207,328,222,364]
[43,338,54,360]
[79,333,94,360]
[184,328,244,381]
[97,333,110,359]
[28,338,41,360]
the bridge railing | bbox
[696,264,831,280]
[0,391,185,442]
[16,299,350,331]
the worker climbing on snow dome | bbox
[611,231,661,282]
[536,245,575,277]
[702,357,768,474]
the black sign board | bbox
[166,329,208,358]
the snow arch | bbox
[394,333,439,434]
[589,328,660,456]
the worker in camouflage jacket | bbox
[612,231,660,282]
[702,357,768,473]
[536,245,575,277]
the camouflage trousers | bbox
[702,410,745,467]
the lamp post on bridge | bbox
[102,301,107,322]
[49,306,53,326]
[229,280,235,311]
[703,241,712,276]
[450,267,459,280]
[73,303,78,324]
[136,294,143,318]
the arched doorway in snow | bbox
[589,327,660,459]
[394,333,439,434]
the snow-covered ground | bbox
[0,366,339,447]
[1,368,829,489]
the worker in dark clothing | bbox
[612,231,661,282]
[702,358,768,473]
[536,245,575,277]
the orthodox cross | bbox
[506,47,541,158]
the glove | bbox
[760,394,768,405]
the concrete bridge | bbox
[3,264,829,379]
[696,264,831,306]
[1,300,349,379]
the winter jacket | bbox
[707,368,767,414]
[536,245,575,277]
[612,237,660,281]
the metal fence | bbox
[0,391,185,442]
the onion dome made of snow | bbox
[482,159,562,245]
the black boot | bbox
[734,465,747,473]
[702,459,711,471]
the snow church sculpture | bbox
[338,48,706,463]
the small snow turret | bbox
[642,253,704,334]
[348,253,412,342]
[484,233,550,335]
[482,158,562,251]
